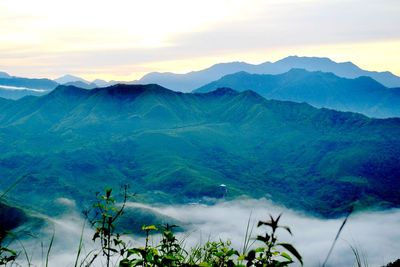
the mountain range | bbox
[0,73,101,100]
[136,56,400,91]
[0,71,11,79]
[0,84,399,218]
[55,74,99,89]
[54,74,92,85]
[0,75,58,99]
[195,69,400,118]
[2,56,400,100]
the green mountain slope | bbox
[0,84,399,217]
[195,69,400,118]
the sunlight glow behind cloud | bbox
[0,0,399,80]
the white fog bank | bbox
[16,198,400,267]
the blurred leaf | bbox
[278,243,303,265]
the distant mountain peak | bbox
[277,55,341,66]
[48,85,89,99]
[90,83,176,99]
[92,79,111,87]
[210,61,248,68]
[282,55,333,61]
[194,68,397,118]
[0,71,11,79]
[55,74,90,85]
[135,56,400,92]
[353,75,387,87]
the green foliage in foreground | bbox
[0,187,304,266]
[1,187,399,267]
[81,188,303,267]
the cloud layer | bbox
[15,198,400,267]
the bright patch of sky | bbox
[0,0,399,81]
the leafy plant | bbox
[119,224,159,267]
[244,214,303,267]
[84,185,130,267]
[198,240,238,267]
[157,224,186,266]
[83,187,302,267]
[0,246,17,266]
[0,181,308,267]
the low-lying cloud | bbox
[130,199,400,267]
[15,198,400,267]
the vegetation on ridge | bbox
[0,84,400,218]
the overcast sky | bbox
[0,0,399,81]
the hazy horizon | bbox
[1,0,399,81]
[2,55,396,83]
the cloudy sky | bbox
[0,0,399,81]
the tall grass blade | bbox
[242,212,255,255]
[0,174,29,200]
[17,239,32,266]
[74,221,86,267]
[321,212,351,267]
[45,230,55,267]
[349,243,369,267]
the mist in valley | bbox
[15,198,400,267]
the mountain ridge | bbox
[195,69,400,118]
[135,56,400,91]
[1,84,399,218]
[1,56,400,100]
[54,74,90,85]
[0,71,11,79]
